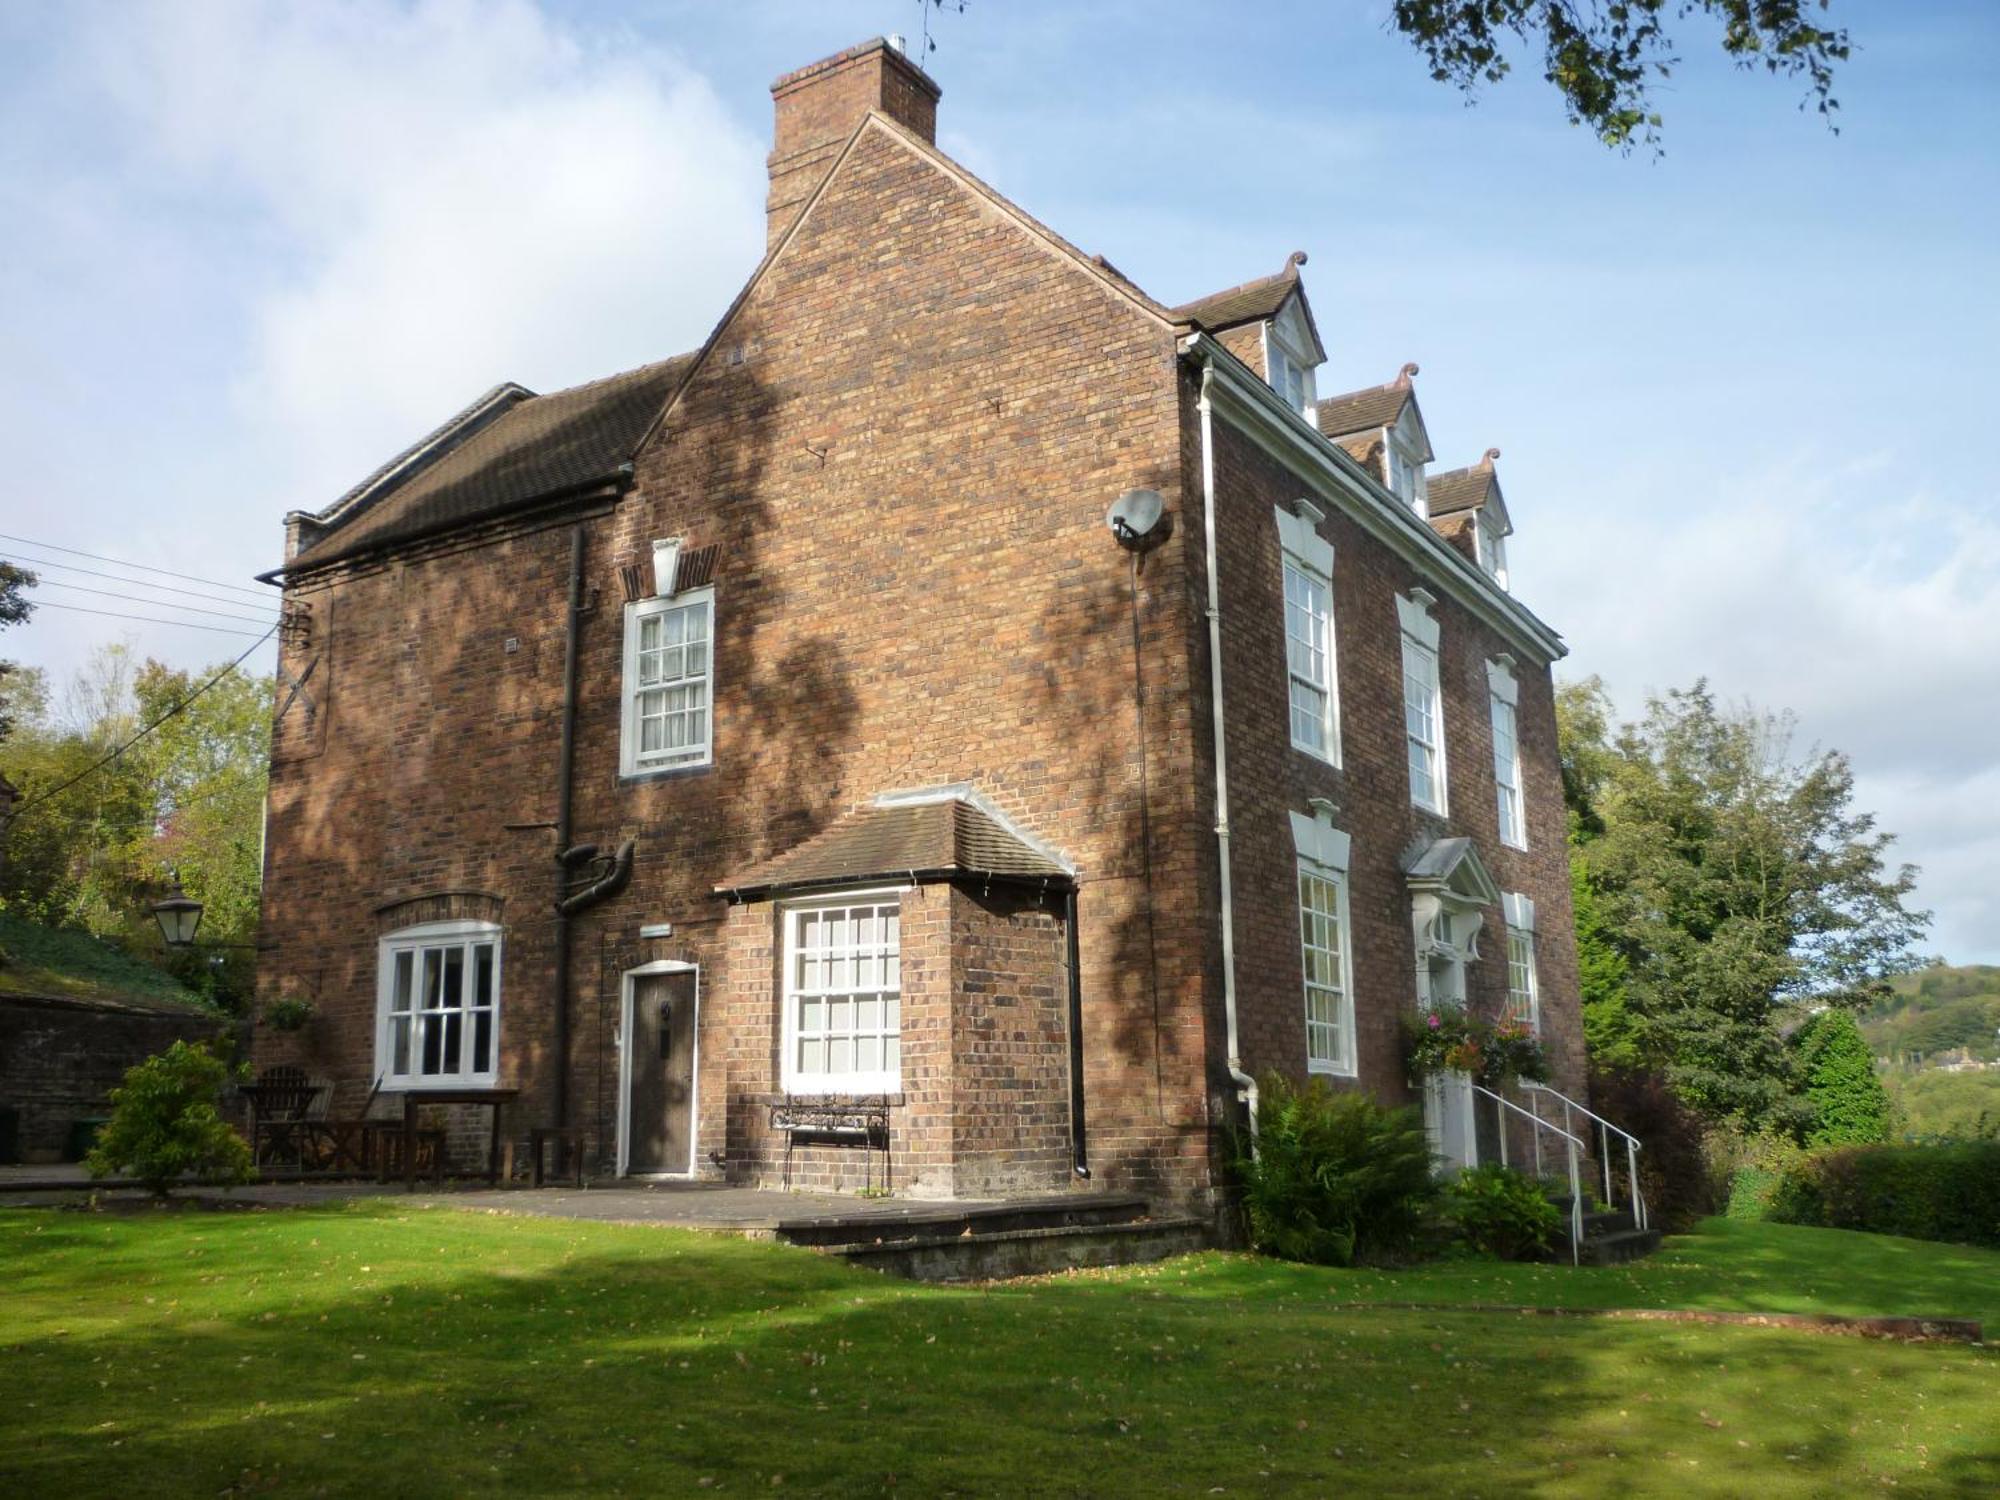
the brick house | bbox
[254,38,1592,1212]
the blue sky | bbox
[2,1,1996,960]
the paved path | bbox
[0,1167,998,1231]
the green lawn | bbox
[2,1204,1994,1498]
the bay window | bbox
[782,894,902,1095]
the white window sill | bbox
[1290,738,1342,769]
[620,756,713,784]
[379,1077,501,1092]
[1306,1060,1357,1079]
[1501,837,1529,853]
[782,1075,900,1098]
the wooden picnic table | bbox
[378,1087,520,1188]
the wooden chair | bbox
[242,1066,324,1167]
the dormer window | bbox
[1476,513,1509,590]
[1386,401,1430,516]
[1389,439,1428,516]
[1267,333,1316,414]
[1263,292,1323,420]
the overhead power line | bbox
[30,599,277,638]
[34,578,278,626]
[0,531,276,599]
[11,621,280,813]
[1,551,280,615]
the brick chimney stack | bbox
[766,37,941,250]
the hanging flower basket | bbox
[1404,1005,1548,1085]
[263,996,315,1033]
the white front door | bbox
[1422,949,1478,1173]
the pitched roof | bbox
[717,796,1071,897]
[288,355,695,572]
[1316,383,1409,437]
[1426,450,1504,519]
[1172,252,1308,332]
[1401,835,1500,903]
[1316,363,1426,440]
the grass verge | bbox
[2,1203,1993,1497]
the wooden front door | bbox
[626,970,697,1174]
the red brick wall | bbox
[1194,413,1585,1110]
[947,886,1071,1195]
[256,105,1584,1208]
[259,117,1220,1201]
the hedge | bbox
[1767,1141,2000,1249]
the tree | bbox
[1390,0,1849,152]
[84,1040,254,1196]
[0,644,272,1011]
[1558,680,1927,1130]
[0,562,33,745]
[1794,1009,1889,1146]
[1557,678,1640,1066]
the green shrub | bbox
[1765,1142,2000,1249]
[1445,1165,1564,1260]
[1713,1130,1808,1221]
[1795,1010,1890,1147]
[1234,1074,1440,1266]
[84,1041,254,1197]
[1587,1066,1716,1232]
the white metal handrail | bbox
[1469,1082,1587,1264]
[1521,1082,1647,1231]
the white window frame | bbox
[375,919,502,1090]
[779,888,906,1097]
[1502,894,1540,1035]
[1398,591,1447,815]
[1274,503,1339,765]
[1263,307,1319,418]
[1487,657,1527,850]
[1477,515,1510,590]
[1291,806,1356,1077]
[620,586,715,778]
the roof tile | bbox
[289,354,694,571]
[718,798,1069,895]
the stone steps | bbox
[775,1192,1205,1281]
[1553,1197,1661,1265]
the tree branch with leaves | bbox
[1390,0,1850,152]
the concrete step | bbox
[824,1215,1210,1282]
[1575,1227,1663,1266]
[1580,1208,1637,1237]
[772,1192,1151,1249]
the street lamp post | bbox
[151,879,205,948]
[150,877,257,951]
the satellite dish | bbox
[1107,489,1167,549]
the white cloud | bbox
[1536,448,2000,960]
[84,0,764,509]
[0,0,765,691]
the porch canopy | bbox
[715,791,1073,901]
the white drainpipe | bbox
[1195,352,1259,1142]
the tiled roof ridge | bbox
[308,381,533,527]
